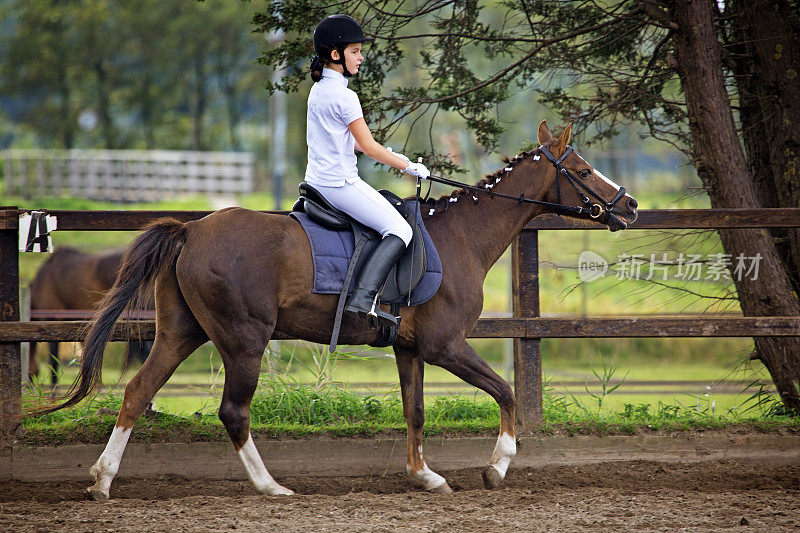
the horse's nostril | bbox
[628,197,638,212]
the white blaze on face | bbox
[593,167,621,191]
[576,152,634,201]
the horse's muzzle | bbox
[606,212,628,232]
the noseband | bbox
[538,145,627,223]
[422,144,628,224]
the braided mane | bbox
[419,149,539,215]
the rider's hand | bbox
[403,162,430,180]
[387,147,410,165]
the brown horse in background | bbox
[29,247,152,383]
[42,121,638,500]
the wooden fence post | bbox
[20,287,30,385]
[512,229,543,431]
[0,207,21,442]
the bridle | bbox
[421,144,628,224]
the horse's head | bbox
[537,121,638,232]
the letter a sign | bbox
[18,211,57,253]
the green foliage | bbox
[19,342,798,444]
[254,0,683,172]
[0,0,267,151]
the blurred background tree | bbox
[0,0,269,152]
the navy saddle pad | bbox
[290,201,442,307]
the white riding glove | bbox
[403,162,430,180]
[386,147,410,165]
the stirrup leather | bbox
[367,293,380,318]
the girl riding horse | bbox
[306,15,430,326]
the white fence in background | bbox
[1,149,254,202]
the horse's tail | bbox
[31,219,187,415]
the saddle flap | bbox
[379,201,427,304]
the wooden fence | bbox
[1,149,254,202]
[1,206,800,439]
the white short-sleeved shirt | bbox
[305,68,364,186]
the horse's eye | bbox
[578,169,591,179]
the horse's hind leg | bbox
[214,339,293,496]
[395,347,453,493]
[48,341,59,385]
[87,275,207,501]
[423,338,516,489]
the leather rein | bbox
[420,144,627,224]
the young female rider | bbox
[305,14,430,326]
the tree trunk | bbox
[214,55,242,151]
[192,54,207,151]
[57,62,74,149]
[94,58,116,149]
[669,0,800,412]
[141,70,156,149]
[728,0,800,296]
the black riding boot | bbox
[344,234,407,326]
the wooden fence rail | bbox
[2,206,800,438]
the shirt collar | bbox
[321,68,349,87]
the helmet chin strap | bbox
[334,45,353,77]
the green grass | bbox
[22,338,795,446]
[20,373,798,446]
[34,334,768,419]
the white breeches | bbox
[312,179,413,246]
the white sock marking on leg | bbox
[490,432,516,479]
[407,445,447,490]
[238,434,294,495]
[407,462,447,490]
[89,426,132,497]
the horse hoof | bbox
[430,482,453,494]
[87,487,109,501]
[271,486,295,496]
[482,466,503,489]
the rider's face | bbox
[332,43,363,74]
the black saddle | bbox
[292,183,427,350]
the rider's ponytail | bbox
[310,55,324,82]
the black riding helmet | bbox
[311,15,373,78]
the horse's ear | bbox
[537,120,552,145]
[552,123,573,158]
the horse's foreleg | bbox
[28,343,40,382]
[426,338,516,489]
[217,350,293,496]
[395,348,452,494]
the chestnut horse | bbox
[28,247,152,383]
[43,121,637,499]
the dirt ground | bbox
[2,459,798,532]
